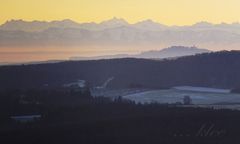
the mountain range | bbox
[1,18,240,50]
[1,18,240,33]
[70,46,210,60]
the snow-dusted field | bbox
[124,87,240,107]
[91,86,240,110]
[91,88,150,98]
[173,86,231,93]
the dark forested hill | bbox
[0,51,240,90]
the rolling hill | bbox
[0,51,240,90]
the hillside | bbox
[0,51,240,90]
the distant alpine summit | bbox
[0,18,129,32]
[136,46,210,59]
[1,18,240,50]
[0,19,80,32]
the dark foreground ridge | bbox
[0,88,240,144]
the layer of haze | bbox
[0,46,157,63]
[1,0,240,25]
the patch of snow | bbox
[173,86,230,93]
[95,77,114,89]
[11,115,42,123]
[63,80,86,88]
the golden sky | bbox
[1,0,240,25]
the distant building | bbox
[11,115,41,123]
[183,96,192,105]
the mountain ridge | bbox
[1,18,240,32]
[1,18,240,50]
[70,46,210,60]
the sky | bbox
[1,0,240,25]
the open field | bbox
[123,87,240,110]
